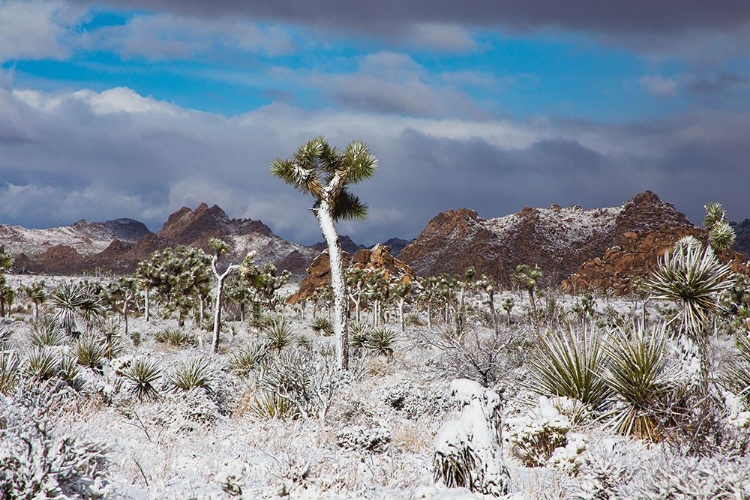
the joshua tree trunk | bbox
[211,257,238,354]
[315,201,349,371]
[144,288,150,323]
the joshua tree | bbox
[24,281,47,320]
[209,238,245,353]
[105,277,137,336]
[271,137,378,371]
[647,236,733,388]
[703,202,736,252]
[0,247,12,317]
[511,264,542,316]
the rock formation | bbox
[289,244,416,302]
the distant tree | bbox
[511,264,542,316]
[24,281,47,320]
[271,136,378,371]
[0,247,12,317]
[209,238,243,353]
[105,276,138,336]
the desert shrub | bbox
[74,335,105,373]
[310,317,333,336]
[363,327,397,357]
[167,356,215,394]
[0,383,110,499]
[228,342,269,377]
[404,313,425,327]
[0,349,20,395]
[335,425,391,452]
[413,324,522,387]
[29,315,67,348]
[259,347,344,426]
[25,347,60,381]
[58,356,84,391]
[601,323,674,442]
[154,328,195,347]
[263,316,296,352]
[507,396,573,468]
[527,327,611,413]
[159,388,219,432]
[247,390,298,421]
[0,320,14,345]
[721,333,750,402]
[121,358,162,402]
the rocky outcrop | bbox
[312,235,365,256]
[289,244,416,302]
[398,191,700,290]
[6,203,317,276]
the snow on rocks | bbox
[433,379,511,496]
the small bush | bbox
[168,357,215,394]
[248,390,298,421]
[0,349,20,395]
[25,347,60,381]
[121,358,162,401]
[310,317,333,336]
[228,342,268,377]
[58,356,84,391]
[263,316,296,352]
[364,327,397,357]
[29,315,67,348]
[154,328,195,347]
[75,335,105,373]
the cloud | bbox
[79,12,297,61]
[0,1,84,62]
[1,83,749,245]
[639,75,678,99]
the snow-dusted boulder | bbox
[433,379,511,496]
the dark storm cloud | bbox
[687,72,750,96]
[69,0,750,35]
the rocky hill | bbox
[7,204,317,276]
[732,219,750,258]
[398,191,705,291]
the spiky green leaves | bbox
[527,329,611,412]
[270,136,377,222]
[647,237,733,338]
[602,324,673,441]
[703,202,737,251]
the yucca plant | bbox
[122,358,162,401]
[0,349,20,394]
[647,236,734,387]
[25,347,60,381]
[58,355,85,391]
[721,333,750,401]
[364,327,397,357]
[168,357,214,394]
[263,316,296,352]
[29,315,67,347]
[0,320,13,345]
[601,324,674,442]
[228,342,269,377]
[310,316,333,336]
[248,390,298,420]
[349,322,368,349]
[154,328,195,347]
[75,335,105,373]
[527,327,612,413]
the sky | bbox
[1,1,750,245]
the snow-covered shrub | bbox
[167,356,215,394]
[247,389,298,420]
[335,425,391,452]
[259,347,345,426]
[0,349,20,394]
[507,396,579,469]
[434,378,511,496]
[379,380,450,420]
[566,438,644,500]
[120,357,162,402]
[215,459,249,497]
[0,383,109,499]
[159,388,220,433]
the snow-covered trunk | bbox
[434,379,511,496]
[398,298,405,332]
[316,202,348,371]
[212,258,237,354]
[199,297,205,326]
[427,302,432,328]
[488,292,498,335]
[144,288,150,323]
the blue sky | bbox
[1,1,750,244]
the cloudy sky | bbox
[1,1,750,244]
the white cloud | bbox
[0,0,83,62]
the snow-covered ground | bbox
[2,279,749,499]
